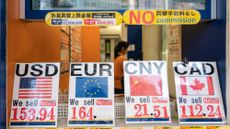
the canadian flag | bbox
[130,75,162,96]
[180,76,214,96]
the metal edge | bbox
[211,0,217,19]
[20,0,25,19]
[226,0,230,124]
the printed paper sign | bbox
[10,63,60,127]
[124,61,171,124]
[123,10,201,25]
[68,63,115,126]
[46,12,122,26]
[173,62,226,124]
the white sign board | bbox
[10,63,60,127]
[68,63,115,126]
[124,61,171,124]
[173,62,226,124]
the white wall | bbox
[162,25,182,98]
[142,25,162,60]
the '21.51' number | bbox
[134,104,169,118]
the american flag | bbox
[19,77,52,99]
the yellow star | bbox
[134,80,139,85]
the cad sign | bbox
[68,63,115,126]
[173,62,226,124]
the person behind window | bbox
[113,41,129,94]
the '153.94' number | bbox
[11,107,55,121]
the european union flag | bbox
[75,77,108,98]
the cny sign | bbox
[173,62,226,124]
[68,63,115,126]
[10,63,60,127]
[124,61,171,124]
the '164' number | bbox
[71,107,93,120]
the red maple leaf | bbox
[189,79,205,93]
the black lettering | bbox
[140,62,152,74]
[179,97,187,104]
[203,63,214,75]
[12,100,23,106]
[85,64,97,76]
[45,64,58,76]
[16,64,28,76]
[31,64,43,76]
[69,99,79,106]
[174,63,187,75]
[100,64,112,76]
[71,64,82,76]
[190,63,202,75]
[125,62,137,74]
[153,62,164,74]
[126,96,135,103]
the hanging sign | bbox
[123,10,201,25]
[124,61,171,124]
[173,62,226,124]
[45,12,123,26]
[68,63,115,126]
[10,63,60,127]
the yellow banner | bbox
[45,12,123,26]
[123,10,201,25]
[180,126,206,129]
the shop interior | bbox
[5,0,228,127]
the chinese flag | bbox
[130,75,162,96]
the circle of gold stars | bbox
[83,79,100,97]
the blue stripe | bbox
[10,122,56,126]
[180,118,224,122]
[69,120,113,125]
[0,0,6,128]
[127,118,170,122]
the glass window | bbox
[31,0,205,11]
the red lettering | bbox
[143,11,154,24]
[130,11,141,24]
